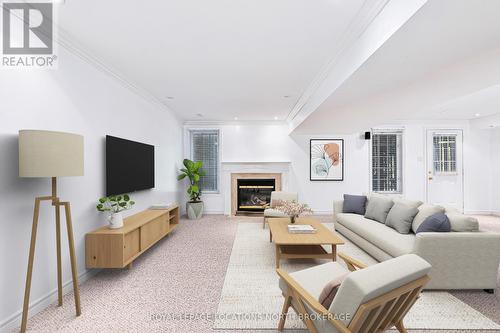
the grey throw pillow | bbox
[364,196,394,223]
[412,204,445,233]
[416,212,451,233]
[343,194,367,215]
[385,203,419,234]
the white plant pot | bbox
[108,212,124,229]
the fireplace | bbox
[237,179,276,213]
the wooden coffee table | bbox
[268,217,344,268]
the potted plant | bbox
[96,194,135,229]
[177,158,205,219]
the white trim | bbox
[492,211,500,217]
[464,210,495,216]
[288,0,390,121]
[54,30,179,121]
[424,128,464,211]
[0,269,100,333]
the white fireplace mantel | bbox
[221,161,292,215]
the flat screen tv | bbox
[106,135,155,196]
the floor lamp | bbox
[18,130,84,333]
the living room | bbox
[1,0,500,333]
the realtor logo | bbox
[1,1,57,68]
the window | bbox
[190,129,219,192]
[433,134,457,174]
[371,130,403,193]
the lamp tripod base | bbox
[20,178,81,333]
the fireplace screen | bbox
[237,179,276,212]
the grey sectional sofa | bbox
[333,199,500,290]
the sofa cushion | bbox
[263,208,287,217]
[393,198,423,209]
[412,204,445,233]
[364,196,394,223]
[343,194,367,215]
[337,213,415,257]
[416,212,451,233]
[385,203,419,234]
[446,213,479,232]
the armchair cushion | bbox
[279,262,349,301]
[270,191,298,207]
[263,208,287,217]
[330,254,431,325]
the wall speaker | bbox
[364,131,371,140]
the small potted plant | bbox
[275,201,313,224]
[177,158,205,219]
[96,194,135,229]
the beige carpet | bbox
[214,222,500,331]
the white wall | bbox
[186,121,494,214]
[0,46,183,330]
[491,128,500,215]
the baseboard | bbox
[464,210,496,215]
[311,210,334,216]
[492,211,500,217]
[0,268,100,333]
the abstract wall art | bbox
[310,139,344,181]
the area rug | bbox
[214,222,500,331]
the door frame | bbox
[424,128,464,212]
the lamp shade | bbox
[19,130,84,178]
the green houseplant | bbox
[177,159,205,219]
[96,194,135,229]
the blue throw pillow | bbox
[416,212,451,233]
[343,194,367,215]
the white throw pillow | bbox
[412,204,445,233]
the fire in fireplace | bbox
[237,179,276,213]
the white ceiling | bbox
[57,0,371,121]
[294,0,500,134]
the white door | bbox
[426,129,463,211]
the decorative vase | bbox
[187,201,204,219]
[108,212,123,229]
[290,215,297,224]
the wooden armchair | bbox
[277,253,431,333]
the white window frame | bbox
[188,128,220,194]
[370,128,404,194]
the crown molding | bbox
[55,28,181,122]
[286,0,390,122]
[183,120,289,127]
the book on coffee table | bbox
[287,224,317,234]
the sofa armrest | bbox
[413,232,500,289]
[333,200,343,223]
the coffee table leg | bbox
[332,244,337,262]
[275,245,280,268]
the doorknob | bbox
[428,171,433,180]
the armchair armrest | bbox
[338,252,367,271]
[276,268,351,333]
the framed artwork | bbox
[310,139,344,181]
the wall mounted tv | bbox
[106,135,155,196]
